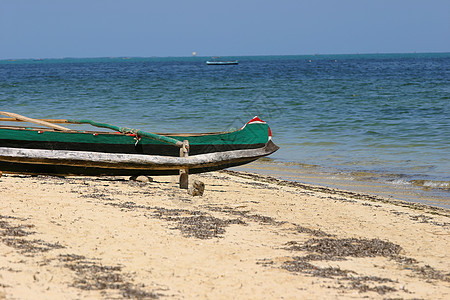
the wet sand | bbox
[235,160,450,209]
[0,170,449,299]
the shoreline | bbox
[1,170,449,299]
[224,170,450,217]
[233,160,450,210]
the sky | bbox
[1,0,449,59]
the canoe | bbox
[0,112,278,179]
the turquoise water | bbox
[1,53,449,206]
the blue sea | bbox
[1,53,449,208]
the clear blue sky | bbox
[1,0,449,59]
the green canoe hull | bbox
[0,117,278,176]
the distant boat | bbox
[206,61,238,65]
[206,57,238,65]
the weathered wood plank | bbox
[0,141,278,170]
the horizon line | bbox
[1,51,450,61]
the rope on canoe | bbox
[68,119,183,148]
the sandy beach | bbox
[1,170,449,299]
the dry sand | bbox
[0,170,449,299]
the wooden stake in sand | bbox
[179,140,189,189]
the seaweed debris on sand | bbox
[0,171,449,299]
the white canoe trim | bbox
[0,142,276,170]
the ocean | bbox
[1,53,449,208]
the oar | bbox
[0,111,71,131]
